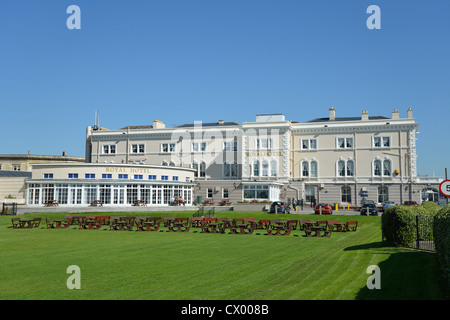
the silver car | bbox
[382,201,397,211]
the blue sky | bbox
[0,0,449,176]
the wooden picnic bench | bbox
[110,216,135,231]
[168,217,191,232]
[287,220,298,230]
[136,217,161,232]
[267,221,292,236]
[133,200,147,206]
[255,219,270,230]
[298,219,311,230]
[345,221,358,232]
[90,200,103,207]
[11,217,22,229]
[44,200,59,207]
[190,217,204,228]
[201,199,215,206]
[229,218,255,235]
[200,217,219,233]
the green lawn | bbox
[0,211,447,300]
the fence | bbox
[391,214,435,252]
[1,203,17,215]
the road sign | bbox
[439,180,450,197]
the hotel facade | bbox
[28,107,437,208]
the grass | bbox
[0,211,447,300]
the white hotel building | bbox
[25,107,442,207]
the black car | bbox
[360,203,378,215]
[270,201,288,213]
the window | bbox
[252,160,260,177]
[262,160,269,177]
[85,173,95,179]
[224,161,238,178]
[103,144,116,154]
[131,144,145,153]
[337,137,353,149]
[373,136,390,148]
[337,159,354,177]
[222,188,229,199]
[378,186,389,203]
[172,176,179,181]
[302,161,309,177]
[243,185,269,200]
[102,174,112,179]
[256,138,272,150]
[310,161,318,177]
[133,175,143,180]
[192,142,206,152]
[13,165,21,171]
[270,159,278,177]
[301,138,317,150]
[341,186,352,203]
[68,173,78,179]
[118,174,128,179]
[161,143,175,153]
[346,160,354,176]
[161,175,168,181]
[207,188,214,198]
[148,175,156,180]
[44,173,53,179]
[373,159,391,177]
[223,141,238,151]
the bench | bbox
[287,220,298,230]
[46,218,56,229]
[298,219,311,230]
[201,199,215,206]
[267,222,292,236]
[190,217,204,228]
[90,200,103,207]
[168,218,191,232]
[136,217,161,232]
[44,200,59,207]
[200,217,219,233]
[32,218,42,228]
[218,200,231,206]
[255,219,270,230]
[11,218,22,229]
[346,221,358,232]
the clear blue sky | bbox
[0,0,449,177]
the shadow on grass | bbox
[344,242,449,300]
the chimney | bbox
[392,109,399,119]
[153,119,165,129]
[407,108,413,119]
[329,107,335,121]
[361,110,369,121]
[62,151,67,156]
[218,120,224,125]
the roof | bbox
[119,125,154,130]
[305,116,389,123]
[175,121,240,128]
[0,170,32,178]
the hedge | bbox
[381,202,440,247]
[433,205,450,290]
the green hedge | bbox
[381,203,440,247]
[433,205,450,290]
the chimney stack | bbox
[329,107,335,121]
[361,110,369,121]
[407,108,413,119]
[392,109,399,119]
[153,119,165,129]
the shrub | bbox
[433,205,450,290]
[381,204,439,247]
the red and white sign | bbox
[439,180,450,197]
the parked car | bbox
[314,203,333,214]
[270,201,287,213]
[403,201,418,206]
[382,201,397,211]
[360,203,378,215]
